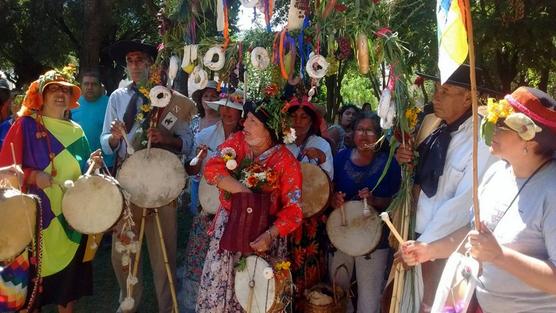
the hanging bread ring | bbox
[149,86,172,108]
[306,54,329,79]
[241,0,258,8]
[188,66,208,92]
[203,46,226,71]
[250,47,270,70]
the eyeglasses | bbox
[495,119,513,132]
[46,85,72,94]
[355,128,377,136]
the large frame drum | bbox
[300,163,331,218]
[117,148,186,208]
[62,174,123,234]
[199,176,219,214]
[0,188,37,261]
[326,200,383,256]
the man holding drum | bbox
[100,40,194,313]
[395,65,497,312]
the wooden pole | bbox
[463,0,481,230]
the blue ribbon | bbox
[297,16,311,78]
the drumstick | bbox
[340,205,347,226]
[379,212,404,244]
[189,148,206,166]
[118,127,135,155]
[85,162,96,176]
[10,143,22,191]
[363,197,371,217]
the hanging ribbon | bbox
[223,0,230,48]
[279,29,289,79]
[297,16,311,79]
[264,0,273,32]
[387,64,398,91]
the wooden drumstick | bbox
[119,127,135,155]
[85,162,96,176]
[363,197,371,217]
[189,148,206,166]
[340,205,347,226]
[379,212,404,244]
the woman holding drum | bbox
[284,96,334,309]
[182,90,244,313]
[196,99,303,313]
[187,80,220,215]
[329,112,401,313]
[0,70,103,313]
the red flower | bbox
[306,242,318,257]
[264,83,279,97]
[414,76,424,87]
[334,3,347,12]
[305,220,318,239]
[376,27,392,38]
[292,247,305,268]
[247,175,257,187]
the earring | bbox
[523,146,528,154]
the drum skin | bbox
[0,188,37,261]
[117,148,186,208]
[300,163,330,218]
[199,176,219,214]
[235,255,288,313]
[62,175,123,234]
[326,200,383,256]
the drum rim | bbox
[199,175,219,215]
[116,148,186,208]
[325,200,383,256]
[0,192,37,261]
[300,163,332,218]
[62,175,124,234]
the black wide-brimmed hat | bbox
[417,64,501,95]
[108,40,158,66]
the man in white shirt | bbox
[396,65,497,312]
[101,40,193,313]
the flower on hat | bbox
[504,112,542,141]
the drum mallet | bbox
[379,212,404,244]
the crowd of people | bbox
[0,38,555,313]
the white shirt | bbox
[415,117,497,243]
[286,134,334,180]
[100,86,193,160]
[191,121,226,175]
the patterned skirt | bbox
[196,209,288,313]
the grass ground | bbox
[42,203,194,313]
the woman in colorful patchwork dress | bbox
[0,70,103,313]
[400,87,556,313]
[182,90,244,313]
[284,96,334,310]
[330,112,401,313]
[196,99,303,313]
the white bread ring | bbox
[241,0,258,8]
[250,47,270,70]
[203,46,226,71]
[149,85,172,108]
[188,66,208,91]
[306,54,329,79]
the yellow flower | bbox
[140,104,151,113]
[135,113,144,122]
[486,98,514,123]
[274,260,291,271]
[139,87,150,99]
[404,107,420,130]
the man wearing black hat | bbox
[100,40,193,313]
[395,65,497,312]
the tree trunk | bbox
[80,0,113,75]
